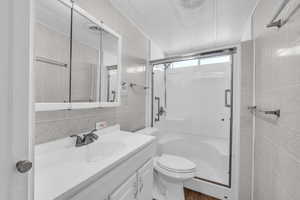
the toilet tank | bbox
[135,127,159,136]
[135,127,160,155]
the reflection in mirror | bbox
[105,65,118,102]
[101,30,119,103]
[71,10,101,103]
[34,0,71,103]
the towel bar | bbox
[248,106,280,118]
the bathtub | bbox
[154,129,232,199]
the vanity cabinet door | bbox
[100,30,120,104]
[34,0,71,104]
[110,174,138,200]
[137,160,153,200]
[71,9,101,103]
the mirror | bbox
[71,10,101,103]
[34,0,71,103]
[100,30,120,103]
[34,0,122,111]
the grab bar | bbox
[129,83,149,90]
[35,56,68,68]
[267,0,300,28]
[155,97,160,122]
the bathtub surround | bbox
[35,0,152,143]
[152,56,233,186]
[252,0,300,199]
[149,50,239,199]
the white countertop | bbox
[34,125,155,200]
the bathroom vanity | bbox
[35,126,156,200]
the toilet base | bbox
[153,171,185,200]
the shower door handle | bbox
[225,89,231,108]
[155,96,160,122]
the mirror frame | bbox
[35,0,122,111]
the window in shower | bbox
[172,59,199,69]
[169,56,230,69]
[152,53,233,187]
[200,55,230,65]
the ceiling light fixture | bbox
[179,0,205,9]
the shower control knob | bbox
[16,160,32,173]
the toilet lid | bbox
[157,154,196,173]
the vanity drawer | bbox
[110,173,138,200]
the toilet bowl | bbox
[135,128,196,200]
[153,154,196,200]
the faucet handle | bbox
[90,132,99,140]
[70,131,98,147]
[84,132,99,141]
[88,129,99,139]
[90,129,97,134]
[70,134,80,139]
[70,135,84,146]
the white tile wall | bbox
[35,108,116,144]
[253,0,300,199]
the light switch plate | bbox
[96,121,107,130]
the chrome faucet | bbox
[71,129,99,147]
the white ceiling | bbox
[110,0,257,55]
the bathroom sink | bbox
[35,125,156,200]
[87,140,127,162]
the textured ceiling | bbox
[110,0,258,55]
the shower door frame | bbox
[149,46,240,199]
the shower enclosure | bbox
[150,48,236,192]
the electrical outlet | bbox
[96,121,107,130]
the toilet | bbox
[136,128,196,200]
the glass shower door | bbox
[152,55,233,186]
[152,64,167,124]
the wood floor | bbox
[184,188,220,200]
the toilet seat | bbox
[157,154,196,173]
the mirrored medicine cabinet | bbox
[34,0,122,111]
